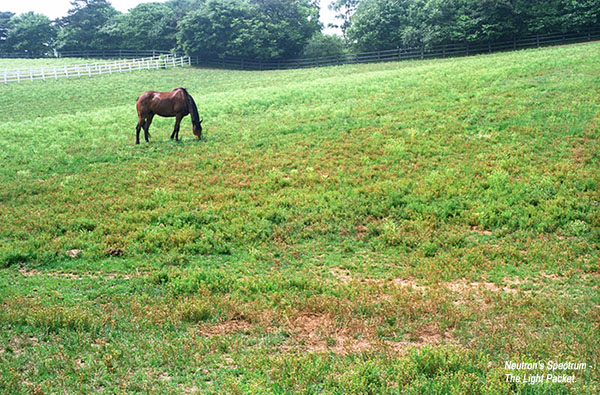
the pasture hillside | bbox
[0,42,599,393]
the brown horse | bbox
[136,87,202,144]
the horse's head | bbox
[193,119,203,140]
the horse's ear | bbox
[200,119,203,124]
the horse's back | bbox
[137,89,187,117]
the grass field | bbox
[0,42,599,393]
[0,58,110,69]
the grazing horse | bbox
[135,87,202,144]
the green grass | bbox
[0,42,599,393]
[0,58,117,69]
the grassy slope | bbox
[0,43,598,393]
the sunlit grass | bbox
[0,57,107,69]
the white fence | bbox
[1,55,191,84]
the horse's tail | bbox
[180,88,201,129]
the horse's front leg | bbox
[171,115,183,141]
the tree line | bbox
[337,0,600,52]
[1,0,599,61]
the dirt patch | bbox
[281,313,452,355]
[330,269,426,291]
[282,313,373,354]
[446,279,516,294]
[66,249,83,258]
[329,267,353,285]
[541,272,566,281]
[570,138,589,165]
[198,320,252,337]
[355,225,368,240]
[469,226,492,235]
[18,268,139,280]
[391,278,427,292]
[18,268,42,277]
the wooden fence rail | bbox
[1,55,190,84]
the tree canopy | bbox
[0,11,15,49]
[177,0,320,60]
[120,2,177,50]
[56,0,120,51]
[346,0,600,51]
[4,12,56,55]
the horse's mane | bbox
[177,87,201,128]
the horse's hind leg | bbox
[143,113,154,142]
[136,117,145,145]
[171,114,183,141]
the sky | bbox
[2,0,341,34]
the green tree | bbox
[561,0,600,31]
[4,12,56,55]
[0,11,15,52]
[166,0,205,19]
[346,0,600,51]
[301,32,346,57]
[177,0,319,60]
[250,0,321,59]
[346,0,413,51]
[177,0,262,59]
[56,0,120,51]
[329,0,360,39]
[120,2,177,50]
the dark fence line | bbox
[192,29,600,71]
[59,49,172,59]
[1,29,599,69]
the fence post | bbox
[30,68,33,82]
[65,65,69,79]
[488,42,491,53]
[536,34,540,47]
[17,70,20,83]
[4,70,7,84]
[420,46,424,60]
[41,68,45,81]
[443,45,446,58]
[54,67,57,80]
